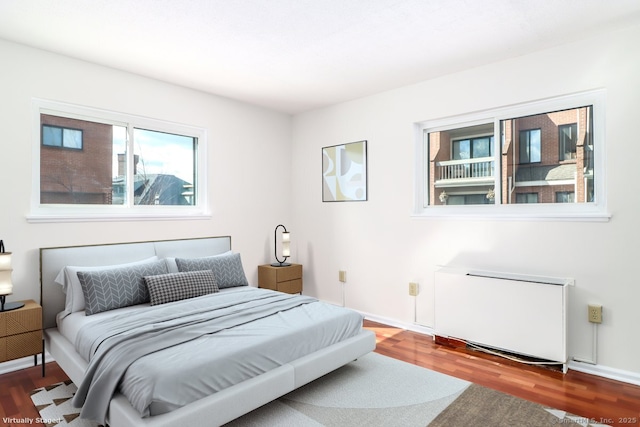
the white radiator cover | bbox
[434,267,572,364]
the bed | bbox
[40,236,376,426]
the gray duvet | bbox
[71,287,364,424]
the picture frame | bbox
[322,140,367,202]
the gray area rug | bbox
[31,353,608,427]
[225,352,606,427]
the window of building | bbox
[452,136,493,160]
[414,90,608,220]
[518,129,541,164]
[516,193,539,204]
[447,193,493,205]
[30,99,209,222]
[42,124,83,149]
[555,191,575,203]
[559,123,577,161]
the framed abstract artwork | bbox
[322,140,367,202]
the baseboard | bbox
[0,351,52,376]
[357,310,434,337]
[0,358,33,375]
[569,359,640,387]
[358,310,640,387]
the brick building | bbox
[40,114,113,204]
[428,106,593,205]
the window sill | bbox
[26,209,211,223]
[411,205,611,222]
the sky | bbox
[112,126,195,183]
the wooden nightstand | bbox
[0,299,44,376]
[258,264,303,294]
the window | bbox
[452,136,493,160]
[516,193,538,204]
[447,193,493,205]
[426,123,495,206]
[519,129,541,164]
[42,124,83,149]
[555,191,575,203]
[30,99,208,222]
[414,90,608,220]
[559,123,577,160]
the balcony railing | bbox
[436,157,494,181]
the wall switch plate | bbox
[339,270,347,283]
[588,304,603,323]
[409,282,419,296]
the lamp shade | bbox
[0,252,13,296]
[271,225,292,267]
[282,232,290,257]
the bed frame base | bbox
[46,328,375,426]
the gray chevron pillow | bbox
[175,252,249,288]
[77,260,168,315]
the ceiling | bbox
[1,0,640,114]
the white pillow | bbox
[54,256,159,316]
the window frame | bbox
[29,99,210,223]
[413,90,609,221]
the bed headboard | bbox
[40,236,232,329]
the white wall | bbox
[291,22,640,376]
[2,22,639,379]
[0,39,292,304]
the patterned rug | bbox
[31,353,609,427]
[30,381,100,427]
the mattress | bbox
[66,287,364,420]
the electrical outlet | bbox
[588,304,602,324]
[338,270,347,283]
[409,282,419,296]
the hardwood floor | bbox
[365,320,640,427]
[0,362,68,425]
[0,321,638,426]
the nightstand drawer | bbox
[0,300,42,337]
[2,330,43,361]
[277,279,302,294]
[276,264,302,282]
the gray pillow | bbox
[77,260,168,315]
[175,252,249,288]
[144,270,219,306]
